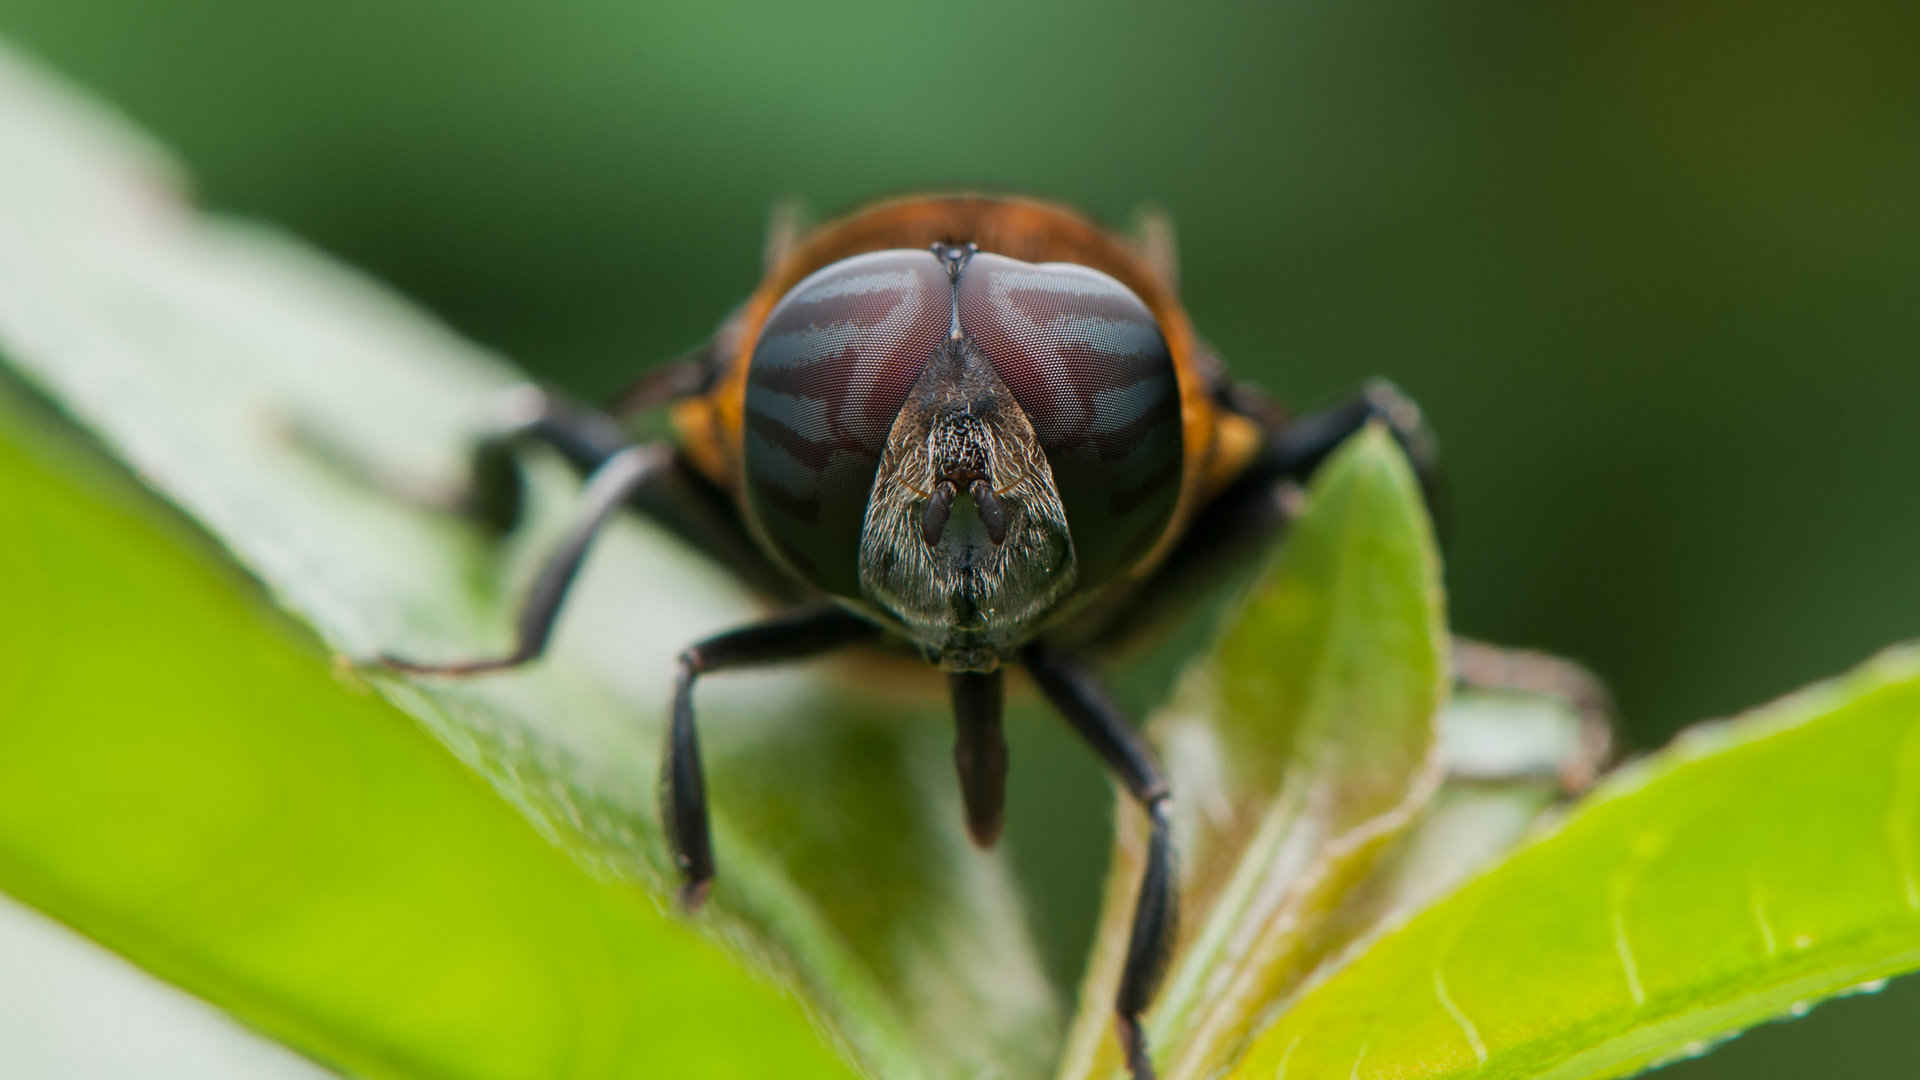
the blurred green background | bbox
[2,0,1917,1075]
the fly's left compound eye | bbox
[958,254,1184,588]
[742,250,953,596]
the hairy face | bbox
[858,336,1077,671]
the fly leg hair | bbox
[666,608,879,907]
[1023,641,1174,1080]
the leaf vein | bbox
[1273,1034,1300,1080]
[1432,965,1487,1065]
[1610,887,1646,1006]
[1747,879,1778,958]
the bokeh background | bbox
[2,0,1917,1075]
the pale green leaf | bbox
[1236,646,1920,1080]
[0,367,847,1079]
[1314,687,1607,978]
[1059,427,1451,1080]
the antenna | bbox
[931,242,977,341]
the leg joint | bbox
[676,647,705,680]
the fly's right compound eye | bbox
[958,254,1183,590]
[742,250,952,597]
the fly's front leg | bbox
[666,608,880,908]
[1023,641,1174,1080]
[381,444,669,674]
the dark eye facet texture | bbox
[958,253,1183,589]
[743,250,951,595]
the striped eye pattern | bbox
[957,254,1183,589]
[742,247,1183,599]
[743,250,952,595]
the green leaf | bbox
[0,893,331,1079]
[0,44,1050,1078]
[1059,426,1452,1079]
[1235,646,1920,1080]
[0,378,847,1078]
[1314,686,1610,976]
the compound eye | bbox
[743,250,952,596]
[958,254,1183,588]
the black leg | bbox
[293,359,802,602]
[1253,380,1449,547]
[276,383,624,532]
[667,607,880,908]
[1075,381,1444,657]
[289,364,746,558]
[605,353,717,420]
[306,378,796,603]
[1260,379,1439,503]
[446,386,639,533]
[468,386,801,602]
[949,670,1008,848]
[1022,640,1174,1080]
[427,366,709,533]
[285,383,640,533]
[382,444,669,674]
